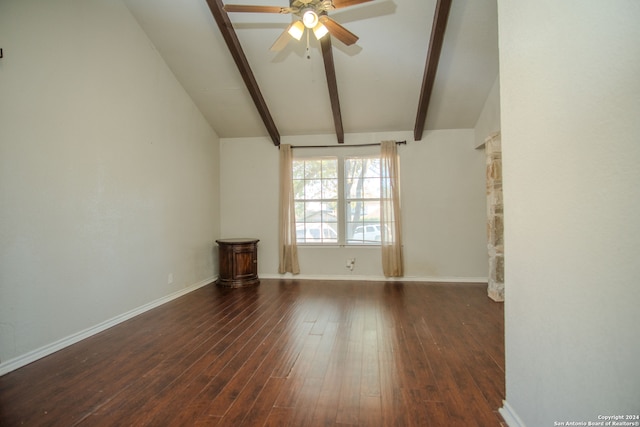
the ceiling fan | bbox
[223,0,372,51]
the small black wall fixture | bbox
[0,48,3,59]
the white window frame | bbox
[292,156,339,245]
[293,147,382,246]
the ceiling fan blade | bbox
[223,4,287,13]
[319,15,358,46]
[330,0,373,9]
[270,27,292,51]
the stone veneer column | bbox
[486,132,504,301]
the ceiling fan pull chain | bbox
[306,29,311,59]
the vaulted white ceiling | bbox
[123,0,498,143]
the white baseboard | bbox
[0,276,215,377]
[260,273,488,283]
[499,400,527,427]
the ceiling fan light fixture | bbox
[302,9,319,28]
[312,22,329,39]
[287,20,305,40]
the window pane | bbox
[345,157,379,177]
[345,161,381,198]
[295,201,305,220]
[345,200,364,226]
[293,157,338,244]
[306,179,322,199]
[293,179,305,199]
[322,201,338,223]
[346,222,360,242]
[344,158,363,179]
[321,223,338,242]
[361,200,381,221]
[304,201,322,221]
[345,175,361,199]
[322,179,337,199]
[346,221,381,244]
[306,222,322,241]
[344,158,354,178]
[366,158,381,177]
[346,200,363,223]
[362,177,381,198]
[305,160,322,179]
[292,160,305,179]
[345,200,380,222]
[322,159,337,178]
[345,156,382,246]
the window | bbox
[293,154,382,245]
[345,156,382,244]
[293,158,338,244]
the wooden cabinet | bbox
[215,238,259,288]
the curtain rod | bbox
[289,140,406,149]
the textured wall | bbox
[499,1,640,425]
[474,76,501,149]
[0,0,220,366]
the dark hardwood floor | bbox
[0,279,505,426]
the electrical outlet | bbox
[346,258,355,271]
[168,273,174,285]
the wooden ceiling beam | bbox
[206,0,280,146]
[413,0,452,141]
[320,36,345,144]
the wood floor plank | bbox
[97,288,276,424]
[270,317,314,379]
[419,291,501,427]
[376,312,409,427]
[211,335,294,426]
[335,340,363,425]
[272,332,321,408]
[359,394,383,426]
[163,289,291,425]
[236,376,287,426]
[0,279,505,426]
[204,298,304,418]
[264,406,293,427]
[101,287,281,426]
[360,328,381,397]
[289,377,324,426]
[309,312,351,426]
[304,321,339,380]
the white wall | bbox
[474,76,501,148]
[0,0,220,368]
[220,130,487,281]
[498,2,640,426]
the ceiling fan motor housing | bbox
[290,0,334,15]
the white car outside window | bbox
[296,224,338,243]
[351,225,382,243]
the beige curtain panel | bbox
[278,144,300,274]
[380,140,404,277]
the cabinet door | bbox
[233,245,257,279]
